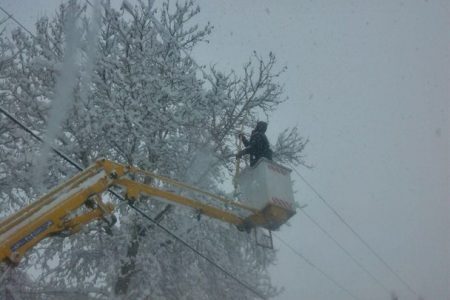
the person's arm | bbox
[239,134,250,147]
[237,133,262,158]
[236,147,249,158]
[236,137,254,158]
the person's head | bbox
[255,121,268,133]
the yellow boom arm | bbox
[0,159,291,265]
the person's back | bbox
[237,121,273,166]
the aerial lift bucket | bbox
[237,158,296,231]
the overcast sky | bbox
[1,1,449,299]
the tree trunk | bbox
[114,204,171,296]
[114,222,146,296]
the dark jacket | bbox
[239,121,273,167]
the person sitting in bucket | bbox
[236,121,273,167]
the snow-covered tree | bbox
[0,1,307,299]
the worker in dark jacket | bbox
[236,121,273,167]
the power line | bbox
[300,209,391,294]
[0,107,82,171]
[273,233,361,300]
[0,6,36,38]
[292,167,418,297]
[128,203,267,300]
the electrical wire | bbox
[0,6,36,38]
[300,209,391,294]
[291,167,418,297]
[273,233,361,300]
[0,106,82,171]
[128,203,267,300]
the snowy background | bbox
[1,0,448,299]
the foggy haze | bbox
[1,0,448,299]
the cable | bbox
[0,14,11,26]
[128,203,267,300]
[0,6,36,38]
[0,106,83,171]
[0,106,73,165]
[300,209,390,294]
[292,167,418,297]
[273,233,361,300]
